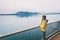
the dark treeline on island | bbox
[16,11,39,17]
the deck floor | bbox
[50,32,60,40]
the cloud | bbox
[0,0,60,14]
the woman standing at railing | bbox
[40,15,48,40]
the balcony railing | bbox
[0,21,60,40]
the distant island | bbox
[0,11,60,17]
[16,11,39,17]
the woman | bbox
[40,15,48,40]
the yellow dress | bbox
[40,20,47,32]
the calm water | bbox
[0,14,60,36]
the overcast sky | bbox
[0,0,60,14]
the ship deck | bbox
[50,31,60,40]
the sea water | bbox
[0,14,60,37]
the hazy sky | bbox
[0,0,60,14]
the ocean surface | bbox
[0,14,60,36]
